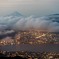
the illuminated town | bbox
[0,30,59,46]
[0,51,59,59]
[0,30,59,59]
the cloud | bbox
[0,13,59,32]
[13,16,59,32]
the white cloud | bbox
[0,13,59,32]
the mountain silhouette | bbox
[41,14,59,23]
[7,11,22,17]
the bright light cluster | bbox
[0,30,59,46]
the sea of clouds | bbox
[0,13,59,32]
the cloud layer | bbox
[0,13,59,32]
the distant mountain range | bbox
[42,14,59,23]
[5,12,59,23]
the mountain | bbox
[42,14,59,23]
[0,11,23,30]
[6,11,22,17]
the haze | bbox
[0,0,59,17]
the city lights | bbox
[0,30,59,58]
[0,30,59,46]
